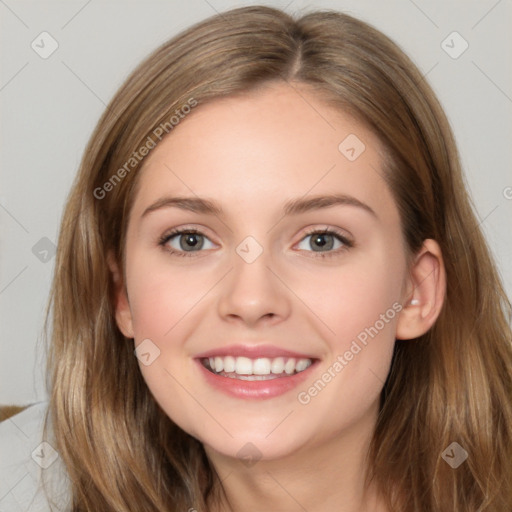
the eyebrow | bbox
[141,194,377,219]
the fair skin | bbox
[110,81,445,512]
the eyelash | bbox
[158,227,354,259]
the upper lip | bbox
[195,344,317,360]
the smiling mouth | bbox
[200,355,314,380]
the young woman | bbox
[2,5,511,511]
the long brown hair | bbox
[43,5,512,511]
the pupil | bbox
[313,233,333,251]
[181,233,202,250]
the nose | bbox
[216,246,291,328]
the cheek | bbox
[126,253,208,340]
[294,246,404,409]
[125,253,210,430]
[300,248,405,351]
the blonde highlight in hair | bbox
[42,5,512,511]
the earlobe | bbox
[395,239,446,340]
[107,250,135,339]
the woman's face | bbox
[115,82,410,461]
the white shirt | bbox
[0,402,71,511]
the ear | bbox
[107,250,134,339]
[396,239,446,340]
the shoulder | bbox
[0,402,72,511]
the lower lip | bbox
[195,359,318,399]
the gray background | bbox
[1,0,511,405]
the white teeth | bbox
[223,355,236,373]
[214,356,224,372]
[235,356,252,375]
[253,358,271,375]
[271,357,285,374]
[296,358,311,372]
[284,358,296,374]
[204,355,313,376]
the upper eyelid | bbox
[161,225,215,242]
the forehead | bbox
[130,82,396,224]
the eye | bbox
[296,228,353,257]
[158,226,353,258]
[158,228,215,257]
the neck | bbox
[205,399,388,512]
